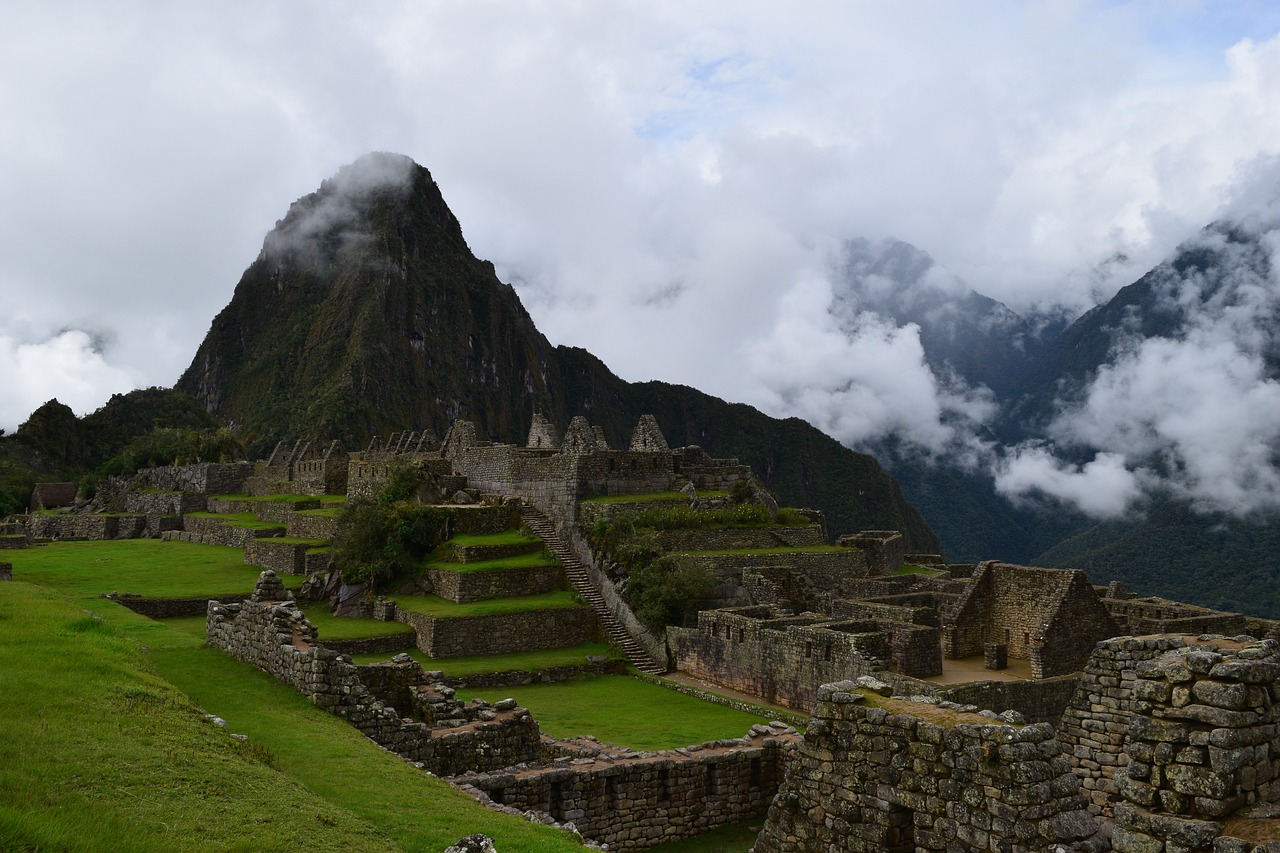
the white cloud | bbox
[994,446,1144,519]
[0,331,141,432]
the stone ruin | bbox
[207,571,799,850]
[756,635,1280,852]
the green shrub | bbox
[332,501,453,588]
[627,555,714,629]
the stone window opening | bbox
[658,767,671,801]
[705,762,718,799]
[749,757,762,789]
[804,641,812,658]
[490,787,505,805]
[737,628,745,643]
[548,781,565,821]
[824,644,832,662]
[604,775,617,812]
[885,805,914,853]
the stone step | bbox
[521,505,665,675]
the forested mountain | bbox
[175,153,937,550]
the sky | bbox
[4,1,1280,518]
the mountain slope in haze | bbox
[177,153,937,550]
[830,238,1057,400]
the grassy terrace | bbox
[210,493,347,504]
[447,530,540,546]
[421,551,557,574]
[353,642,622,675]
[0,582,583,852]
[5,540,305,599]
[185,511,286,530]
[582,491,699,504]
[392,589,583,617]
[677,545,847,556]
[462,675,771,751]
[162,605,416,643]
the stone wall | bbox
[454,725,796,851]
[937,674,1082,726]
[180,515,282,548]
[670,607,944,710]
[206,572,542,775]
[425,564,564,604]
[136,463,252,495]
[0,563,11,581]
[244,540,316,575]
[1106,598,1247,637]
[286,511,339,540]
[837,530,905,576]
[124,491,208,515]
[30,513,181,540]
[1111,637,1280,852]
[395,606,596,658]
[652,526,825,551]
[1057,635,1193,819]
[117,593,248,618]
[945,562,1120,679]
[752,681,1107,853]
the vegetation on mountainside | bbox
[0,388,220,515]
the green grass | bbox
[889,563,942,576]
[447,530,540,546]
[678,545,848,556]
[164,607,416,643]
[650,820,761,852]
[261,536,329,546]
[581,491,693,504]
[295,506,344,517]
[462,675,771,750]
[5,540,305,599]
[211,493,346,505]
[392,589,584,618]
[0,582,400,851]
[421,551,557,574]
[353,642,621,675]
[186,511,287,530]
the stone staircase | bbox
[520,506,666,675]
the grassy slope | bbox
[462,675,771,751]
[9,539,305,599]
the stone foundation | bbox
[454,724,797,851]
[396,606,597,658]
[206,573,542,775]
[752,682,1107,852]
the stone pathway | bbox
[519,506,665,675]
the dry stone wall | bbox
[652,526,824,551]
[752,681,1107,853]
[30,513,181,540]
[136,463,252,495]
[395,606,596,658]
[206,572,542,775]
[425,564,564,604]
[454,724,797,851]
[1111,638,1280,852]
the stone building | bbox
[943,561,1120,678]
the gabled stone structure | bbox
[944,561,1120,678]
[526,413,560,449]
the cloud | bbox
[261,151,415,270]
[0,331,140,433]
[743,270,996,454]
[994,445,1143,518]
[996,200,1280,517]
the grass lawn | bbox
[162,606,416,643]
[392,589,583,617]
[650,820,762,852]
[447,530,540,546]
[4,540,305,600]
[186,511,287,530]
[678,545,847,556]
[421,550,557,574]
[211,493,346,505]
[353,642,621,675]
[890,563,943,576]
[0,582,397,852]
[581,491,692,504]
[461,675,772,750]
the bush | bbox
[626,555,714,630]
[332,501,453,588]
